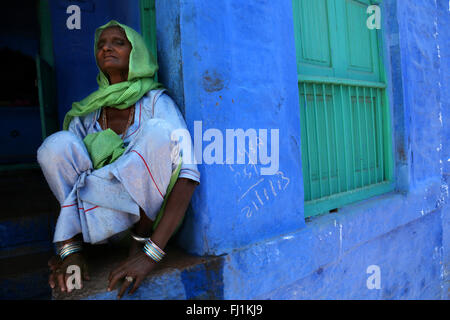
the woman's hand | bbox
[48,252,90,293]
[107,251,156,299]
[107,178,197,299]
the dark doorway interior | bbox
[0,1,42,164]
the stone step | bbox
[0,167,59,221]
[51,243,226,300]
[0,168,225,300]
[0,242,54,299]
[0,212,55,249]
[0,267,52,300]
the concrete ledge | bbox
[52,243,225,300]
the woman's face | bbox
[96,26,132,82]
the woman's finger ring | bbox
[125,276,134,282]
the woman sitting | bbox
[37,20,199,299]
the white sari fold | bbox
[37,89,200,244]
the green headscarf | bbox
[62,20,163,130]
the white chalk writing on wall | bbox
[229,160,290,218]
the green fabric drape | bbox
[152,159,182,232]
[62,20,163,131]
[82,129,125,170]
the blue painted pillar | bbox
[157,0,306,255]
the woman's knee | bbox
[37,131,83,165]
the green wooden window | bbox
[292,0,394,217]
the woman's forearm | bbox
[148,178,197,250]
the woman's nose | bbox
[100,42,112,52]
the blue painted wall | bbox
[162,0,306,256]
[154,0,449,299]
[436,0,450,298]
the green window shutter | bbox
[336,0,382,81]
[293,0,394,218]
[292,0,336,78]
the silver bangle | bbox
[130,231,151,243]
[142,239,165,263]
[56,241,83,260]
